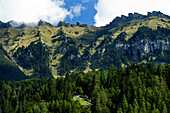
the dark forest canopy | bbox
[0,63,169,113]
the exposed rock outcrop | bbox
[76,22,88,27]
[57,21,88,27]
[114,27,170,61]
[38,20,52,26]
[57,21,75,27]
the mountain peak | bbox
[57,21,75,27]
[38,20,52,26]
[147,11,170,18]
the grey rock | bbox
[38,20,52,26]
[57,21,75,27]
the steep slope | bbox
[90,26,170,70]
[0,11,169,79]
[13,40,53,78]
[0,43,27,81]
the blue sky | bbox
[0,0,170,26]
[64,0,98,25]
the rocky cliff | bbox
[114,27,170,61]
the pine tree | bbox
[151,104,160,113]
[133,99,139,113]
[34,105,41,113]
[91,72,101,113]
[0,105,2,113]
[146,101,151,113]
[64,72,73,101]
[19,102,23,113]
[100,87,108,107]
[95,93,101,113]
[117,107,123,113]
[3,99,9,113]
[128,104,133,113]
[162,101,167,113]
[122,95,128,113]
[140,97,147,113]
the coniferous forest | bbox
[0,63,169,113]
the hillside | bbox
[0,43,27,81]
[0,11,170,79]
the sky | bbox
[0,0,170,27]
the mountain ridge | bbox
[109,11,170,26]
[0,11,169,80]
[0,11,169,28]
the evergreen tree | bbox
[117,107,123,113]
[128,104,133,113]
[122,94,128,113]
[140,97,147,113]
[133,99,139,113]
[162,101,167,113]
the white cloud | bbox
[94,0,170,27]
[70,4,86,17]
[0,0,71,24]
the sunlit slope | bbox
[0,15,169,78]
[106,16,170,40]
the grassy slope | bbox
[0,16,169,77]
[108,17,170,40]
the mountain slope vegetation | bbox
[0,43,27,81]
[0,11,169,79]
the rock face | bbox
[76,22,88,27]
[147,11,170,18]
[110,11,170,25]
[114,27,170,61]
[78,23,88,27]
[38,20,52,26]
[57,21,88,27]
[91,26,170,71]
[57,21,75,27]
[118,37,169,61]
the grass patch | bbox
[73,97,91,106]
[84,66,92,73]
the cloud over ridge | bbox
[0,0,71,24]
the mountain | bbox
[0,11,169,80]
[38,20,53,26]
